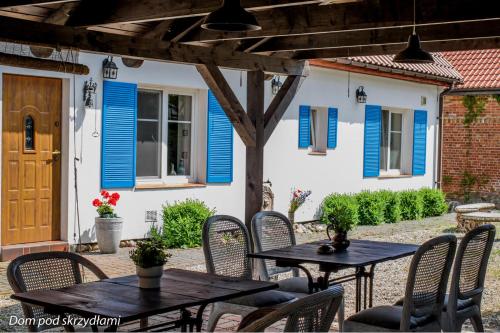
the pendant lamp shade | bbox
[201,0,261,32]
[393,33,434,63]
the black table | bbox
[249,239,418,312]
[11,268,278,332]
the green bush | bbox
[399,190,424,220]
[419,188,448,217]
[378,190,401,223]
[162,199,215,249]
[320,194,359,232]
[355,191,385,225]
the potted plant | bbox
[321,194,359,251]
[93,190,122,254]
[288,188,312,223]
[129,237,171,289]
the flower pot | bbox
[95,217,123,254]
[332,231,350,252]
[136,265,164,289]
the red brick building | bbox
[440,49,500,205]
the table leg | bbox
[368,264,376,308]
[296,264,317,293]
[140,317,148,329]
[354,266,366,313]
[195,304,208,332]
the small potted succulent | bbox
[321,194,359,251]
[93,190,122,254]
[129,236,171,289]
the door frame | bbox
[1,73,63,245]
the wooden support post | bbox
[245,70,265,233]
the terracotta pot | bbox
[136,265,164,289]
[332,231,350,252]
[95,217,123,254]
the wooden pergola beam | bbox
[0,0,75,6]
[247,20,500,53]
[184,0,497,43]
[264,75,305,144]
[0,16,307,75]
[65,0,324,27]
[196,64,257,147]
[290,37,500,59]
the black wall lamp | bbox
[356,86,367,103]
[103,56,118,79]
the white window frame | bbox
[381,109,404,175]
[137,84,198,184]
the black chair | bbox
[202,215,296,332]
[344,235,457,332]
[7,251,109,332]
[444,224,496,332]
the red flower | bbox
[108,198,117,206]
[100,190,110,199]
[111,192,120,201]
[92,199,102,207]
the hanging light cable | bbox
[393,0,434,63]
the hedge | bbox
[321,188,446,226]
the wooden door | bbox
[2,74,61,245]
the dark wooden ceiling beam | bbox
[65,0,324,27]
[0,16,308,75]
[0,0,75,7]
[247,20,500,52]
[290,37,500,59]
[185,0,498,43]
[196,63,257,147]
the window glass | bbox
[167,94,192,176]
[390,132,402,169]
[25,115,35,150]
[380,111,403,172]
[137,90,161,178]
[391,113,402,132]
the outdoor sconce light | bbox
[102,56,118,79]
[271,75,282,95]
[83,78,97,108]
[356,86,367,103]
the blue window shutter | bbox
[207,90,233,183]
[101,80,137,189]
[327,107,338,149]
[298,105,311,148]
[412,110,428,175]
[363,105,382,177]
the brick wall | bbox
[441,95,500,204]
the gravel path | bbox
[0,213,498,332]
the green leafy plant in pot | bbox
[130,235,171,289]
[321,194,359,251]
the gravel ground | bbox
[0,213,499,332]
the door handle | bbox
[52,150,61,161]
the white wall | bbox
[0,54,444,244]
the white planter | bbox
[95,217,123,254]
[136,265,164,289]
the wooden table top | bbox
[11,268,277,322]
[249,239,418,268]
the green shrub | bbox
[419,188,448,217]
[162,199,215,249]
[378,190,401,223]
[399,190,424,220]
[355,191,385,225]
[320,194,359,232]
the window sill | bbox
[135,183,206,190]
[308,151,327,156]
[378,174,412,179]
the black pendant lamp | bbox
[393,0,434,63]
[201,0,261,32]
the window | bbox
[380,110,403,173]
[136,88,196,182]
[24,115,35,151]
[309,107,328,154]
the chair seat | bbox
[345,305,434,330]
[277,276,310,294]
[394,294,474,311]
[228,290,296,308]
